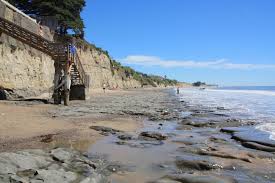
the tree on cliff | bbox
[7,0,86,36]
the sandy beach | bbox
[0,89,148,152]
[0,88,275,183]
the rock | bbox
[79,173,108,183]
[0,89,8,100]
[10,174,29,183]
[34,169,77,183]
[90,126,121,135]
[0,174,9,183]
[0,152,50,174]
[50,148,76,163]
[176,158,223,170]
[198,149,252,163]
[232,130,275,148]
[158,174,238,183]
[17,169,38,178]
[220,127,243,134]
[117,133,133,140]
[242,142,275,152]
[139,132,168,141]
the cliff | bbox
[0,0,55,98]
[0,0,177,99]
[77,42,141,91]
[0,0,141,99]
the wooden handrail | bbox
[71,51,87,86]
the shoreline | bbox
[0,88,275,182]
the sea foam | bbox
[177,87,275,141]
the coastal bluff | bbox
[0,0,142,99]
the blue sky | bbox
[82,0,275,86]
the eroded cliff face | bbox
[0,0,142,99]
[0,0,55,98]
[0,34,55,98]
[78,47,141,91]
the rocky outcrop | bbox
[0,148,108,183]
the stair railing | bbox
[74,52,87,86]
[0,16,88,88]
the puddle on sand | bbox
[88,120,181,183]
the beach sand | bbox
[0,87,275,183]
[0,89,147,152]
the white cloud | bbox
[119,55,275,70]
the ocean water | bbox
[178,86,275,140]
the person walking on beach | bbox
[177,87,180,94]
[103,83,106,93]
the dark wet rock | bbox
[232,130,275,148]
[0,88,21,100]
[153,174,238,183]
[175,158,223,171]
[0,89,8,100]
[117,133,134,140]
[242,142,275,152]
[220,127,243,134]
[198,149,252,163]
[181,117,245,129]
[221,127,275,152]
[39,134,56,143]
[90,126,122,135]
[139,132,168,141]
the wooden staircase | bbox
[0,16,88,88]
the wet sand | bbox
[0,89,145,152]
[1,88,275,183]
